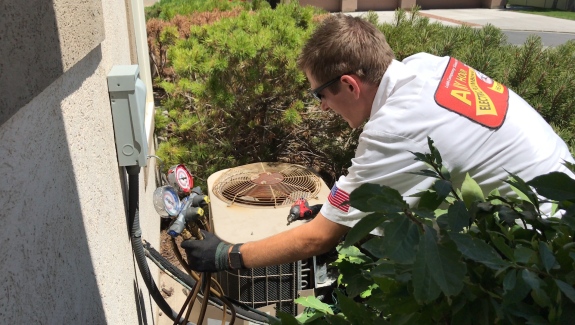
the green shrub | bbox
[276,138,575,324]
[154,3,334,188]
[145,0,268,21]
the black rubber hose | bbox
[127,165,273,324]
[144,243,271,324]
[126,166,193,325]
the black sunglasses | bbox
[310,72,353,101]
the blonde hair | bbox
[297,14,394,89]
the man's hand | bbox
[180,229,231,272]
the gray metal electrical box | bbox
[107,65,148,167]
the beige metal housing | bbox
[208,163,331,244]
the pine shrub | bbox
[145,0,265,21]
[153,3,334,188]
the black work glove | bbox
[180,229,231,273]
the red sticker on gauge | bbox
[435,57,509,129]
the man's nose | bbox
[320,100,330,111]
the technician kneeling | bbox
[181,14,575,272]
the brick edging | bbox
[419,12,482,27]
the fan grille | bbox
[212,162,322,207]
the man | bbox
[181,14,575,272]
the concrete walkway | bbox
[346,8,575,46]
[348,8,575,33]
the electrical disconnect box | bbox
[107,65,148,167]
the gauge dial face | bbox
[168,164,193,196]
[163,188,180,216]
[153,186,180,217]
[175,165,192,191]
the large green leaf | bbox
[489,232,515,260]
[338,245,367,258]
[295,309,325,324]
[502,271,531,305]
[434,179,452,198]
[274,311,300,325]
[555,279,575,304]
[380,216,420,264]
[442,201,470,232]
[415,190,445,211]
[371,261,396,277]
[361,237,386,258]
[527,172,575,201]
[519,269,540,292]
[506,172,539,207]
[514,245,536,264]
[521,269,551,307]
[349,183,408,213]
[367,196,407,214]
[412,241,442,303]
[335,290,375,325]
[461,173,484,208]
[294,296,333,315]
[562,206,575,230]
[422,226,466,296]
[337,245,372,265]
[324,314,352,325]
[390,313,421,325]
[503,269,517,293]
[497,205,521,226]
[538,242,557,272]
[450,232,511,270]
[342,269,373,298]
[343,212,387,248]
[413,179,452,212]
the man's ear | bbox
[341,75,360,99]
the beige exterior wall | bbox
[508,0,574,10]
[299,0,342,12]
[0,0,160,324]
[357,0,398,11]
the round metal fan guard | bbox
[211,163,322,207]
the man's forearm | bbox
[238,213,349,268]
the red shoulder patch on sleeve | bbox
[435,57,509,129]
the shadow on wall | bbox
[0,1,64,125]
[0,1,106,322]
[0,46,107,323]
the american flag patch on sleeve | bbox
[328,185,350,212]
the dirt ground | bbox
[158,218,187,268]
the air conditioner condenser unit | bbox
[207,162,332,315]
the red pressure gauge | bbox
[167,164,194,197]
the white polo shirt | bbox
[321,53,575,235]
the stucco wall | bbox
[357,0,398,11]
[299,0,342,12]
[0,0,160,323]
[0,0,105,125]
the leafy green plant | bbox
[276,138,575,324]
